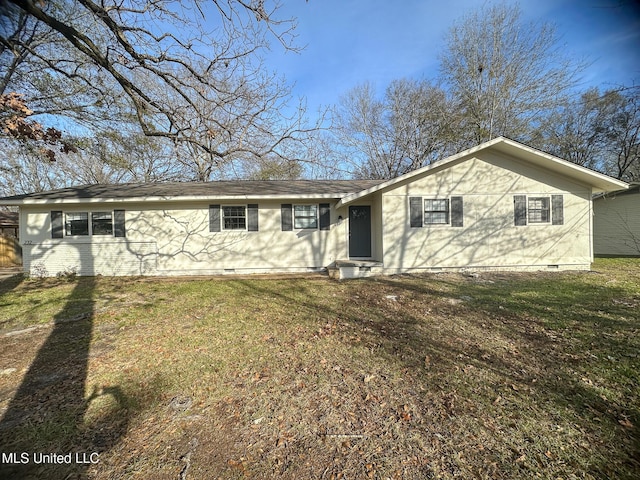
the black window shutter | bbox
[51,211,63,238]
[209,204,221,232]
[451,196,464,227]
[281,204,293,231]
[319,203,331,230]
[409,197,423,227]
[114,209,126,237]
[541,197,551,222]
[247,204,259,231]
[551,195,564,225]
[514,195,527,226]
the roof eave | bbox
[0,192,362,206]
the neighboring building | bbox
[0,137,628,278]
[0,210,21,266]
[593,183,640,257]
[0,211,18,238]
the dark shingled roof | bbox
[0,179,386,202]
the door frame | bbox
[348,205,372,258]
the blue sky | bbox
[265,0,640,114]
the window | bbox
[294,205,318,229]
[514,195,563,226]
[424,199,450,224]
[528,197,550,223]
[92,212,113,235]
[223,206,246,230]
[410,196,463,228]
[52,210,125,239]
[65,212,89,236]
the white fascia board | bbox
[3,193,348,206]
[495,138,629,193]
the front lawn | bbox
[0,258,638,479]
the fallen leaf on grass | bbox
[227,459,245,471]
[515,454,526,463]
[619,418,634,429]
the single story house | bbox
[0,137,628,279]
[593,182,640,257]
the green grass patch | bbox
[0,259,638,479]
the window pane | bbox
[294,205,318,229]
[222,206,246,230]
[425,212,447,224]
[294,216,318,229]
[65,213,89,236]
[425,199,447,211]
[528,197,550,223]
[92,212,113,235]
[424,199,449,224]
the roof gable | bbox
[337,137,629,207]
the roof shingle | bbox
[0,179,385,202]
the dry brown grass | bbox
[0,258,638,479]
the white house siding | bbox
[126,200,343,275]
[380,151,594,272]
[20,200,346,277]
[593,190,640,256]
[21,211,157,276]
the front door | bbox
[349,206,371,258]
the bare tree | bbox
[1,0,313,178]
[332,80,455,179]
[538,86,640,181]
[535,88,613,171]
[439,2,585,146]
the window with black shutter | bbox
[552,195,564,225]
[409,197,423,227]
[114,210,126,237]
[451,196,464,227]
[319,203,331,230]
[514,195,564,226]
[247,204,259,231]
[514,195,527,226]
[209,205,221,232]
[51,211,63,238]
[281,204,293,231]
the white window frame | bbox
[91,211,114,235]
[293,204,319,229]
[424,198,450,225]
[222,205,247,231]
[64,211,118,237]
[65,212,90,236]
[527,197,551,224]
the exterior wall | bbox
[380,151,594,272]
[20,199,347,277]
[334,194,383,261]
[593,191,640,256]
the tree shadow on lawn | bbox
[0,273,24,296]
[0,277,150,479]
[231,274,639,478]
[372,273,640,476]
